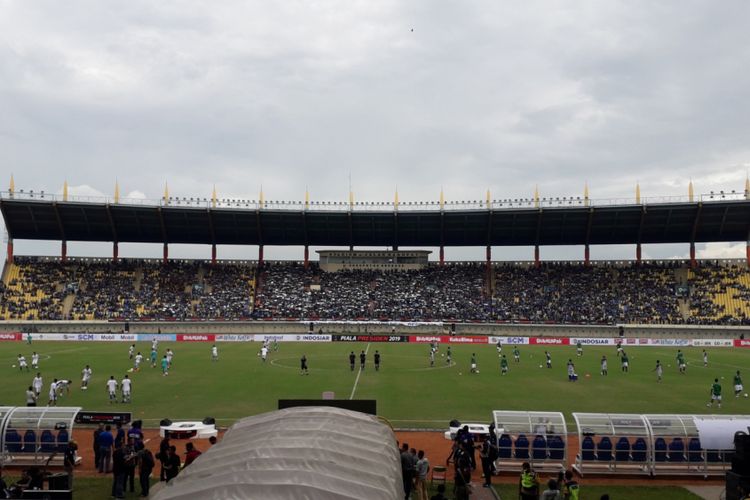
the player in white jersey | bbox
[56,379,71,398]
[134,352,143,371]
[152,338,159,352]
[31,352,39,369]
[106,376,118,403]
[48,379,59,406]
[211,345,219,362]
[703,350,708,367]
[81,365,92,389]
[166,349,174,368]
[128,344,135,360]
[260,346,269,362]
[121,375,132,403]
[18,354,29,372]
[32,373,43,396]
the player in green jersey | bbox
[707,378,722,408]
[500,355,509,375]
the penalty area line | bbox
[349,342,370,400]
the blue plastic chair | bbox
[615,437,631,461]
[40,430,56,452]
[706,450,723,463]
[581,436,596,461]
[57,429,69,452]
[548,435,565,460]
[514,434,530,459]
[654,438,667,462]
[532,435,547,460]
[5,429,22,453]
[498,434,512,459]
[688,438,703,463]
[632,438,648,462]
[597,436,613,462]
[668,437,685,462]
[22,430,37,453]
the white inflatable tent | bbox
[150,406,403,500]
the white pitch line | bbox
[349,343,370,400]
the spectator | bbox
[137,442,155,497]
[112,443,126,499]
[164,446,181,482]
[98,425,114,473]
[414,450,430,500]
[93,423,104,470]
[158,436,170,481]
[184,442,202,467]
[400,443,415,500]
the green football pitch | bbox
[1,341,749,427]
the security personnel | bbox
[519,462,538,500]
[563,470,580,500]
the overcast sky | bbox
[2,1,750,262]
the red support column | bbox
[584,244,590,265]
[6,240,13,264]
[304,245,309,269]
[636,243,642,264]
[113,242,119,263]
[163,243,169,265]
[439,246,445,265]
[534,245,540,268]
[211,244,217,265]
[689,242,696,269]
[258,245,264,266]
[61,241,67,263]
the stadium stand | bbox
[4,257,750,324]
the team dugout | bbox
[492,410,567,473]
[572,413,651,476]
[0,406,81,467]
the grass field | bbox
[1,341,749,427]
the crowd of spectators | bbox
[5,257,750,324]
[491,263,683,324]
[252,262,490,321]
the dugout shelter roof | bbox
[149,406,403,500]
[2,195,750,247]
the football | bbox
[539,364,543,368]
[745,393,748,398]
[476,370,480,373]
[11,364,15,368]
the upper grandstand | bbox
[3,257,750,325]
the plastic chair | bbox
[597,436,613,462]
[668,437,685,462]
[706,450,723,463]
[548,435,565,460]
[615,437,631,461]
[57,429,69,452]
[431,465,447,486]
[40,430,56,452]
[654,437,667,462]
[532,435,547,460]
[22,430,37,453]
[514,434,530,459]
[581,436,596,461]
[498,434,512,459]
[688,438,703,463]
[632,438,648,462]
[5,429,22,453]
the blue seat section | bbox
[548,435,565,460]
[40,430,56,452]
[532,435,547,460]
[688,438,703,463]
[631,438,648,462]
[581,436,596,461]
[498,434,512,459]
[57,429,69,452]
[22,430,37,453]
[514,434,529,459]
[615,437,631,461]
[654,438,667,462]
[597,436,613,461]
[668,437,685,462]
[5,429,22,453]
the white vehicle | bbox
[444,422,491,441]
[159,420,218,440]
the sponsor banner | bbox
[176,334,216,342]
[530,337,570,345]
[692,339,734,347]
[30,333,138,342]
[445,336,491,344]
[333,335,408,343]
[734,339,750,348]
[410,335,446,344]
[216,334,255,342]
[255,334,332,343]
[570,338,617,346]
[488,336,530,345]
[0,333,21,341]
[640,338,691,346]
[75,411,132,425]
[137,334,177,342]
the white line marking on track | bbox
[349,343,370,400]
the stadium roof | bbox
[2,192,750,247]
